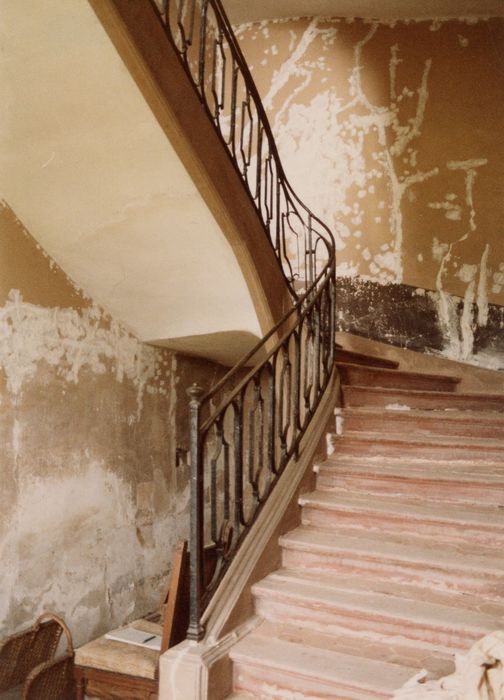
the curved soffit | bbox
[0,0,262,354]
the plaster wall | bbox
[235,16,504,369]
[0,201,226,646]
[0,0,262,354]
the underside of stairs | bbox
[226,346,504,700]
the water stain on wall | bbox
[236,16,504,368]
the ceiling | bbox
[222,0,504,24]
[1,0,262,365]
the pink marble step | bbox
[259,569,504,618]
[342,407,504,440]
[280,526,504,599]
[335,348,400,370]
[316,460,504,506]
[299,490,504,546]
[343,385,504,412]
[231,631,418,700]
[252,569,501,654]
[254,618,456,680]
[338,363,460,393]
[331,431,504,463]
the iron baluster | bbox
[233,394,244,533]
[210,420,223,544]
[186,382,205,642]
[266,363,275,479]
[197,0,209,90]
[146,0,337,638]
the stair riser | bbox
[343,388,504,412]
[317,474,504,507]
[339,368,458,393]
[282,549,504,600]
[332,438,503,463]
[254,597,481,654]
[301,506,504,548]
[233,662,389,700]
[342,413,504,440]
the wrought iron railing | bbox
[149,0,337,640]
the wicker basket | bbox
[0,613,74,700]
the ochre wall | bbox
[236,16,504,368]
[0,201,225,645]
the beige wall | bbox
[236,16,504,365]
[0,201,225,646]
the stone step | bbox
[258,569,504,618]
[342,385,504,412]
[280,526,504,599]
[299,490,504,546]
[338,364,460,393]
[254,618,456,680]
[231,631,418,700]
[342,407,504,440]
[331,431,504,463]
[252,569,501,654]
[335,348,400,370]
[316,459,504,506]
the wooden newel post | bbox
[186,382,205,642]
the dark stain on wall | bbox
[336,277,504,368]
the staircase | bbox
[226,348,504,699]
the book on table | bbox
[104,627,162,651]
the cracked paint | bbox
[236,16,504,369]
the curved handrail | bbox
[149,0,337,640]
[151,0,335,289]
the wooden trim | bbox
[161,540,188,654]
[74,665,157,700]
[87,0,292,336]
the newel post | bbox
[186,382,205,642]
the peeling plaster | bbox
[0,289,158,418]
[238,16,503,370]
[243,18,442,284]
[433,159,489,362]
[0,216,227,646]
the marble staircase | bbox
[226,348,504,699]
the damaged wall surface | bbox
[235,16,504,369]
[0,201,226,646]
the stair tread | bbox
[253,619,456,678]
[343,406,504,424]
[253,570,502,632]
[280,525,504,572]
[259,568,504,616]
[299,490,504,527]
[343,384,504,403]
[338,363,460,384]
[333,430,504,449]
[335,348,400,369]
[319,458,504,483]
[231,631,418,693]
